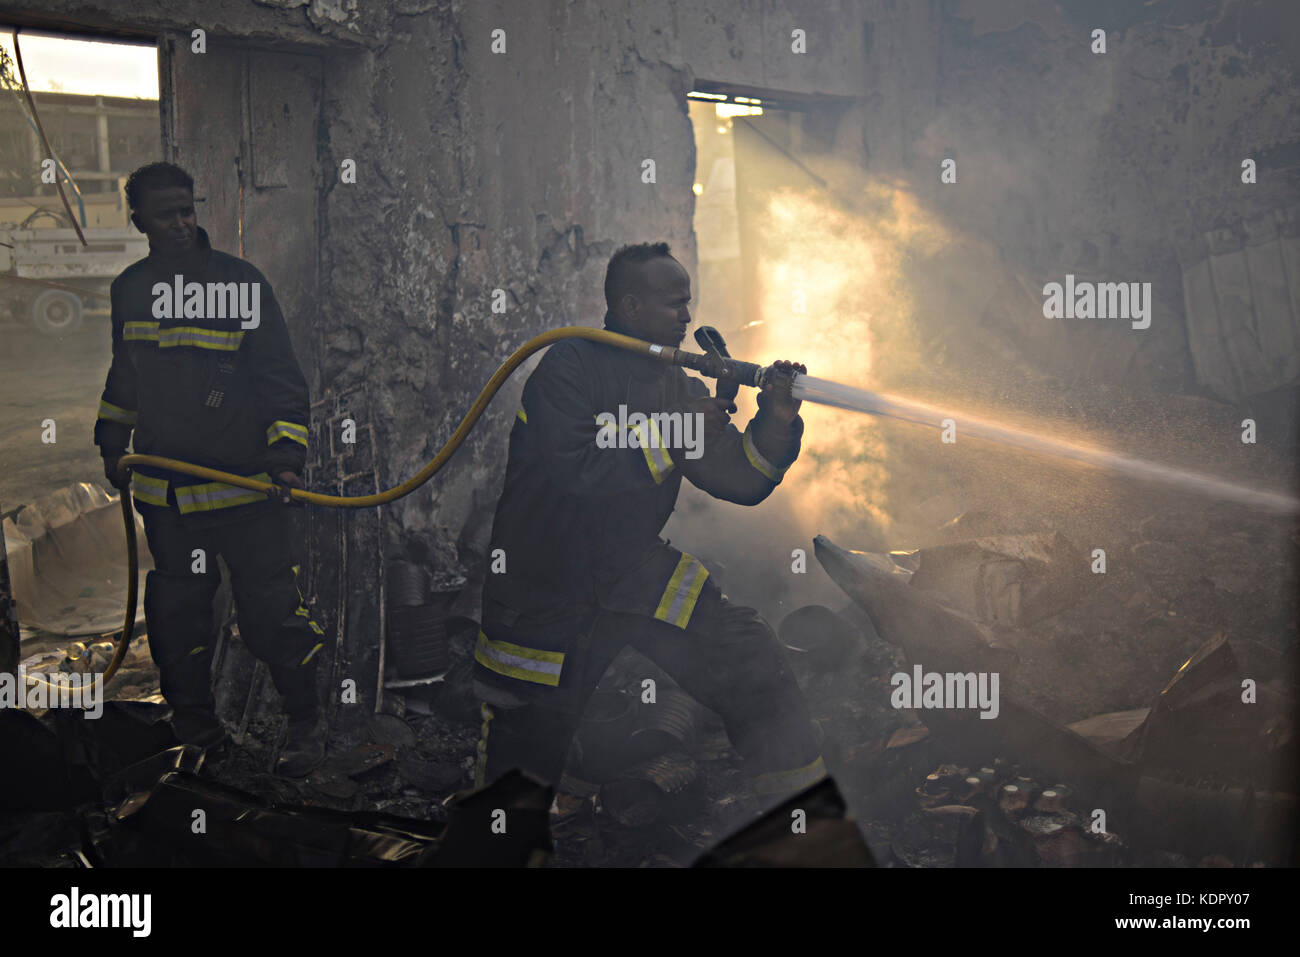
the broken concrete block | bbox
[1132,633,1269,777]
[1065,709,1149,762]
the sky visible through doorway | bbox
[0,31,157,99]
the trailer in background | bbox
[0,226,148,335]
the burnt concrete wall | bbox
[3,0,1292,612]
[309,1,877,595]
[0,0,879,605]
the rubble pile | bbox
[1,505,1292,867]
[802,516,1296,867]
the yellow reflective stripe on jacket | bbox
[474,630,564,686]
[516,407,528,425]
[593,414,676,484]
[173,472,271,514]
[653,552,709,629]
[131,472,169,507]
[122,321,244,351]
[630,416,675,484]
[742,425,787,483]
[266,420,309,447]
[97,399,137,425]
[159,326,244,351]
[752,755,828,796]
[124,321,159,342]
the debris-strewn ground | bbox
[4,471,1295,866]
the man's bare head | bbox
[604,242,693,347]
[126,162,198,258]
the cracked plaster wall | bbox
[4,0,1290,602]
[0,0,875,596]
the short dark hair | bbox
[604,241,673,313]
[125,162,194,212]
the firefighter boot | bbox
[276,713,327,777]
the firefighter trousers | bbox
[475,588,825,799]
[141,503,324,739]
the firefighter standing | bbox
[474,241,826,806]
[94,162,326,777]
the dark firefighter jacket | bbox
[93,227,309,525]
[475,316,803,697]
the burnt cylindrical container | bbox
[387,561,430,608]
[779,604,861,673]
[628,685,710,763]
[385,573,457,680]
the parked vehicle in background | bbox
[0,214,146,335]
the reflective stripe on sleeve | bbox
[742,425,787,483]
[631,416,676,484]
[174,472,271,514]
[516,407,528,425]
[266,420,309,447]
[596,413,676,484]
[97,399,137,425]
[124,321,159,342]
[653,552,709,630]
[474,631,565,686]
[131,473,169,507]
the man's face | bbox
[622,257,693,346]
[131,186,197,257]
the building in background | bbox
[0,90,158,230]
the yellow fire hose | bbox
[92,326,765,687]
